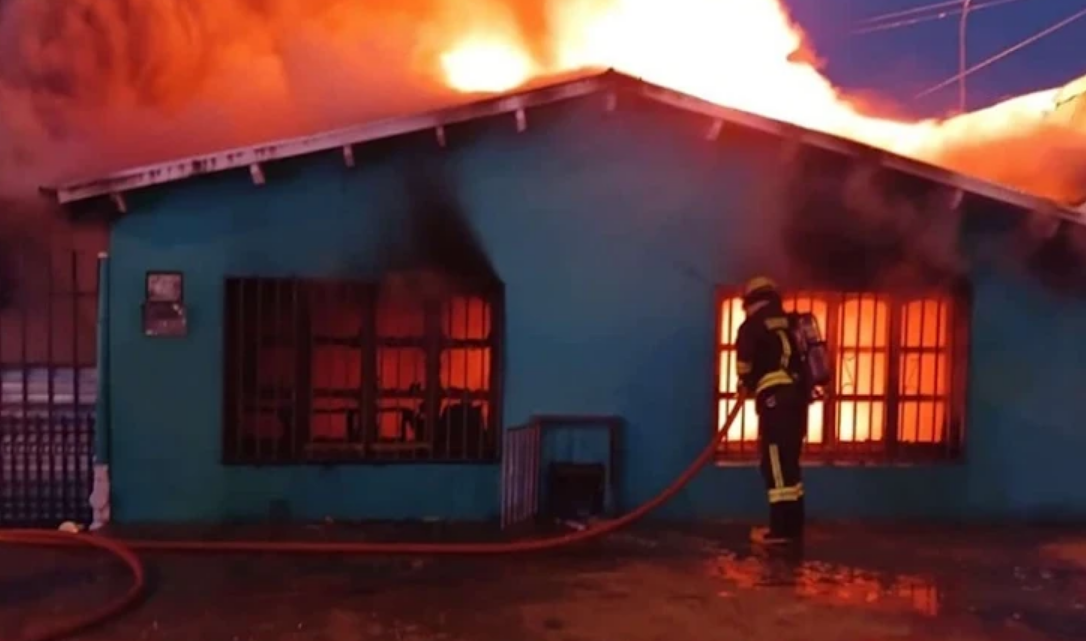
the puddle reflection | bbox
[707,551,940,617]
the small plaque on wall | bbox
[143,271,187,337]
[143,301,187,337]
[146,271,183,303]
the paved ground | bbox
[3,522,1086,641]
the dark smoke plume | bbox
[401,172,499,286]
[748,143,968,295]
[736,140,1086,299]
[1021,221,1086,297]
[376,164,501,306]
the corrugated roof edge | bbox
[43,68,1086,226]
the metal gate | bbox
[0,247,99,527]
[500,422,541,530]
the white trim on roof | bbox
[49,75,608,205]
[634,82,1085,226]
[46,70,1086,227]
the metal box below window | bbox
[546,462,606,521]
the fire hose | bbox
[0,402,744,641]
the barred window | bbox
[223,278,502,464]
[715,290,967,463]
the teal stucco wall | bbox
[104,93,1086,523]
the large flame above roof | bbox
[1,0,1083,209]
[440,0,1086,205]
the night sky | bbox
[786,0,1084,117]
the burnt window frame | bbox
[713,284,971,465]
[222,277,504,466]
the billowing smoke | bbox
[736,138,1086,299]
[1013,215,1086,297]
[733,140,967,295]
[0,0,535,305]
[0,0,549,198]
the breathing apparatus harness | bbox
[742,277,832,401]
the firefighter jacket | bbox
[735,300,802,399]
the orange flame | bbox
[440,0,1083,201]
[441,41,538,94]
[1,0,1082,208]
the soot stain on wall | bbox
[374,162,501,304]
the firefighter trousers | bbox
[757,385,806,539]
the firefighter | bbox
[735,276,807,545]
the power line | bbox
[856,0,963,26]
[855,0,1032,27]
[915,5,1086,100]
[853,0,1024,35]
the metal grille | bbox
[500,422,541,530]
[222,277,503,464]
[715,289,968,463]
[0,249,99,526]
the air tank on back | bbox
[792,312,831,388]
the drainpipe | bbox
[89,251,111,530]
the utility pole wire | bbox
[959,0,973,112]
[856,0,964,25]
[855,0,1027,26]
[853,0,1022,35]
[915,5,1086,100]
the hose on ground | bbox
[0,401,743,640]
[0,529,146,641]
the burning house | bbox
[28,70,1086,525]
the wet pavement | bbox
[2,522,1086,640]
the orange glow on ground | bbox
[709,551,941,617]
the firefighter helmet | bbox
[743,276,779,306]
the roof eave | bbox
[631,80,1086,226]
[47,68,1086,228]
[50,70,628,205]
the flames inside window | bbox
[223,278,501,464]
[716,291,963,461]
